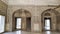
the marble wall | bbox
[6,5,60,32]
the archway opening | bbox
[12,9,31,31]
[41,9,60,31]
[44,18,51,31]
[0,15,5,33]
[15,17,22,30]
[43,12,51,31]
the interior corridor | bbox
[3,30,60,34]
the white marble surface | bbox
[3,30,60,34]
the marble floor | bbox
[1,30,60,34]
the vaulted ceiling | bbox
[1,0,60,5]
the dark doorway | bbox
[44,18,51,31]
[26,17,31,31]
[15,17,22,30]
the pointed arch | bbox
[12,9,31,31]
[41,9,60,31]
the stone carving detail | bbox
[44,13,50,16]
